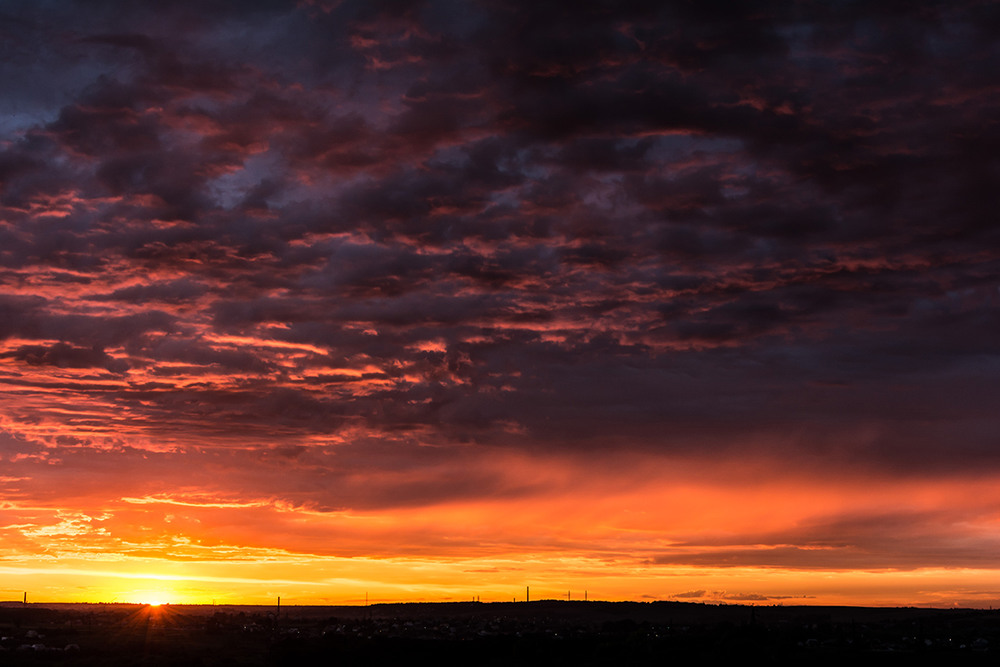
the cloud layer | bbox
[1,0,999,604]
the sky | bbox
[1,0,999,607]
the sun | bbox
[148,600,163,606]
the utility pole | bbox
[526,586,529,603]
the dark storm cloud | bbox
[0,0,998,508]
[1,342,128,373]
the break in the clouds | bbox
[1,0,999,604]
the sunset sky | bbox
[2,0,999,608]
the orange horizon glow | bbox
[5,564,1000,609]
[5,457,1000,610]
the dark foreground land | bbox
[2,600,999,666]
